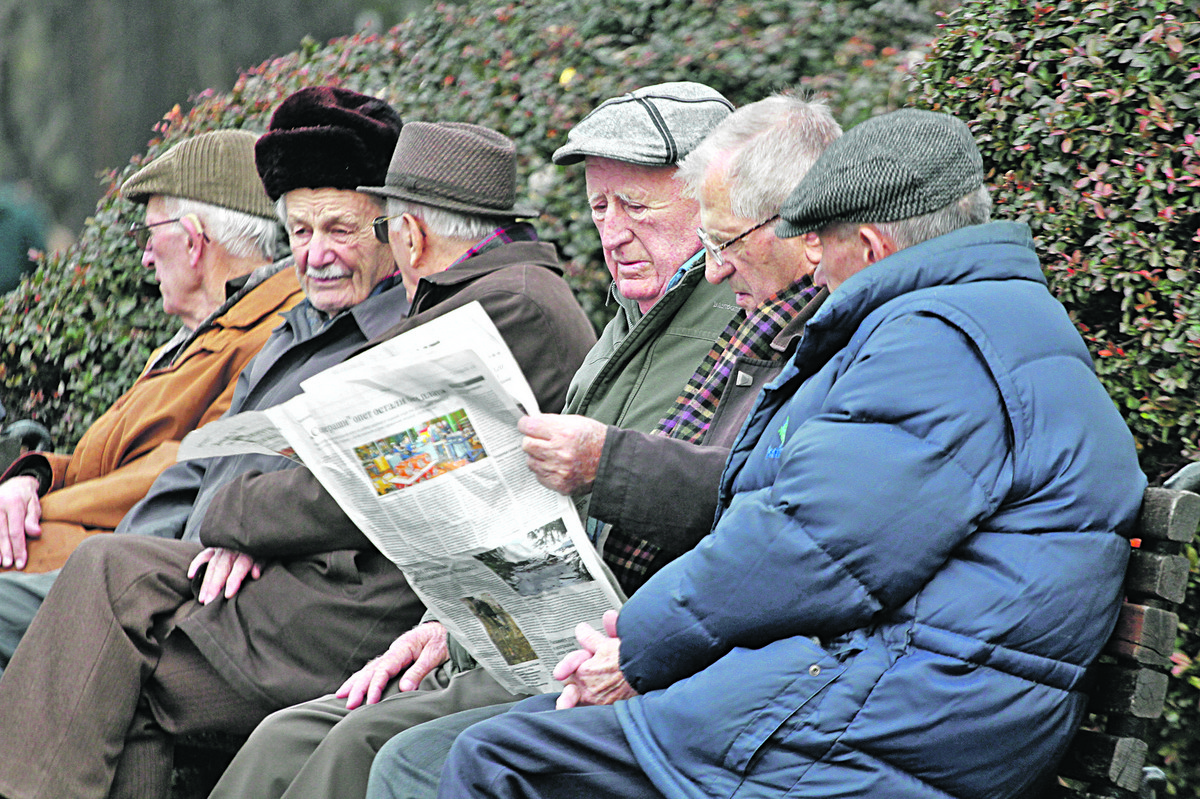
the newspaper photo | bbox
[178,302,623,694]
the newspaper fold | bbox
[179,302,623,694]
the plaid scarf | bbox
[655,277,818,444]
[602,277,819,593]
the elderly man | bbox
[213,92,841,799]
[0,91,595,798]
[436,108,1145,799]
[0,130,301,665]
[205,81,734,799]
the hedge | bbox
[911,0,1199,792]
[0,0,951,448]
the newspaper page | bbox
[179,303,622,694]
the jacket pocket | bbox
[723,635,857,774]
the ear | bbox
[800,232,822,272]
[179,215,207,269]
[401,213,426,267]
[860,225,897,265]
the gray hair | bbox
[163,196,282,260]
[871,184,993,249]
[385,198,503,242]
[676,92,843,220]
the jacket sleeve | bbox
[195,467,372,557]
[478,276,595,415]
[36,443,180,530]
[589,427,726,559]
[618,313,1014,692]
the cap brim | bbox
[774,216,814,239]
[357,184,540,219]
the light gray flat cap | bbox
[552,82,734,167]
[776,108,984,238]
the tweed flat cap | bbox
[359,121,538,219]
[255,86,402,200]
[552,82,734,167]
[119,130,276,218]
[776,108,984,238]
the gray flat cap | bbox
[776,108,984,238]
[552,82,734,167]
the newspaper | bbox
[178,302,623,694]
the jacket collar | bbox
[797,221,1042,371]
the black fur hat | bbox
[255,86,403,200]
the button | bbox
[736,371,753,387]
[808,664,821,677]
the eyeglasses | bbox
[127,214,209,249]
[372,215,402,244]
[697,214,780,266]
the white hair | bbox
[871,185,993,249]
[385,198,504,242]
[162,196,281,260]
[677,91,843,220]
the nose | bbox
[705,251,734,285]
[304,229,337,269]
[597,207,634,252]
[140,242,155,269]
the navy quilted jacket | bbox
[614,221,1145,799]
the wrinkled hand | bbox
[0,476,42,570]
[187,547,265,604]
[553,609,636,709]
[518,413,607,496]
[336,621,450,709]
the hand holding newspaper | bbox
[179,302,623,694]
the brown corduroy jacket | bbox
[0,265,302,572]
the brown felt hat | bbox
[358,121,538,219]
[255,86,403,201]
[119,130,276,219]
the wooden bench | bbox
[169,486,1200,799]
[1052,486,1199,799]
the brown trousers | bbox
[0,535,274,799]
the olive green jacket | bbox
[564,252,738,432]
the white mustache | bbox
[305,265,351,280]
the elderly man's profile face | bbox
[584,156,700,314]
[699,162,812,311]
[284,188,397,315]
[140,195,205,322]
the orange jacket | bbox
[5,265,302,571]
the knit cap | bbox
[255,86,403,201]
[552,82,733,167]
[776,108,984,238]
[120,129,276,219]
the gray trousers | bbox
[0,568,58,676]
[208,663,529,799]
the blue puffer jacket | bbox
[614,222,1145,799]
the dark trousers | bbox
[437,693,665,799]
[0,535,274,799]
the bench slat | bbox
[1057,729,1147,792]
[1087,664,1169,719]
[1136,487,1200,544]
[1124,550,1189,605]
[1104,602,1179,670]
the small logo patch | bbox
[766,417,788,459]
